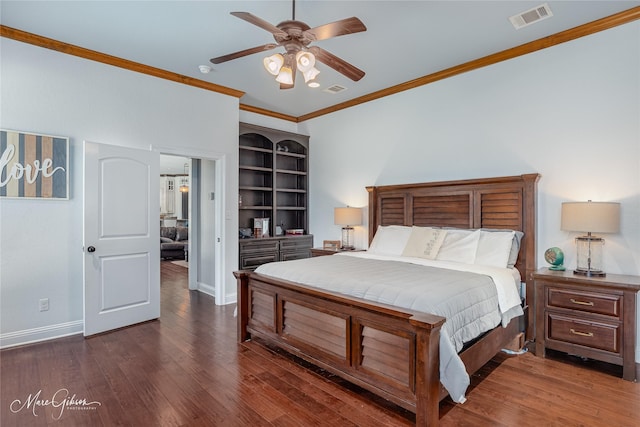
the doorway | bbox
[160,154,191,271]
[159,152,222,302]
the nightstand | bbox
[534,268,640,381]
[310,248,364,257]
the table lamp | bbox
[561,200,620,277]
[334,207,362,250]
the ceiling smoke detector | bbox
[510,3,553,30]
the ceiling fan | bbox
[210,0,367,89]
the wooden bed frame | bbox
[235,174,540,426]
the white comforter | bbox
[255,251,523,403]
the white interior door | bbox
[83,141,160,336]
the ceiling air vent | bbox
[323,84,347,94]
[509,3,553,30]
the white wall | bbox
[239,111,300,135]
[299,22,640,360]
[0,38,239,346]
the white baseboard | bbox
[196,282,236,306]
[0,320,83,349]
[197,282,215,298]
[225,293,237,305]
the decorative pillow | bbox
[367,225,412,256]
[401,227,448,259]
[160,226,177,240]
[475,230,515,268]
[402,226,447,259]
[436,229,481,264]
[176,226,189,241]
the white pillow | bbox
[401,227,448,259]
[436,229,481,264]
[475,230,515,268]
[367,225,412,256]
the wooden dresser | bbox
[534,268,640,381]
[239,235,313,271]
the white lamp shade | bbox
[334,207,362,226]
[561,201,620,233]
[263,54,284,76]
[302,67,320,83]
[296,51,315,72]
[275,65,294,85]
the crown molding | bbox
[239,103,298,122]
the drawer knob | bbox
[570,328,594,338]
[570,298,594,306]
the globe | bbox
[544,247,565,271]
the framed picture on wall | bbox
[0,129,69,200]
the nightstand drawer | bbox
[547,288,621,318]
[547,313,620,354]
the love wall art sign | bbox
[0,130,69,200]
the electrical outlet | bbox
[39,298,49,312]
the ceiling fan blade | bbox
[308,46,365,82]
[230,12,288,37]
[210,43,277,64]
[305,17,366,41]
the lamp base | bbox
[341,226,355,251]
[573,268,606,277]
[574,235,606,278]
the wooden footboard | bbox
[235,270,524,426]
[235,270,447,426]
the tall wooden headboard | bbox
[366,173,540,338]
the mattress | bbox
[255,251,523,403]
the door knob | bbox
[87,246,96,253]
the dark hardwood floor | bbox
[2,261,639,426]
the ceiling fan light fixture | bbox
[263,53,284,76]
[295,51,315,72]
[275,65,294,85]
[302,66,320,83]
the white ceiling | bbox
[2,1,638,118]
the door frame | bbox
[155,145,226,304]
